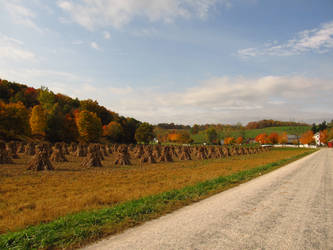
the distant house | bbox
[328,139,333,148]
[287,134,298,144]
[313,132,324,146]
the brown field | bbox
[0,148,310,234]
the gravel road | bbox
[84,149,333,250]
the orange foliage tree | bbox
[29,105,47,136]
[299,130,314,145]
[278,132,288,144]
[255,133,268,144]
[268,132,279,144]
[224,137,234,145]
[235,136,243,144]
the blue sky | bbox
[0,0,332,124]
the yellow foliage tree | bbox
[75,110,102,142]
[278,132,288,144]
[299,130,314,145]
[29,105,46,136]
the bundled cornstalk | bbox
[139,146,156,164]
[50,143,68,162]
[25,142,36,156]
[157,146,173,162]
[80,144,103,168]
[27,144,54,171]
[195,146,207,160]
[0,142,13,164]
[178,146,192,161]
[75,143,87,157]
[6,141,19,159]
[114,145,131,165]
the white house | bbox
[313,132,323,146]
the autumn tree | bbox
[30,105,47,136]
[235,136,243,144]
[135,122,154,144]
[224,137,234,145]
[0,101,30,139]
[206,128,218,144]
[255,133,268,144]
[63,114,79,142]
[299,131,314,145]
[104,121,123,142]
[268,132,279,144]
[278,132,288,144]
[75,110,102,142]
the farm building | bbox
[328,139,333,148]
[287,134,298,144]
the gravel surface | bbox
[83,149,333,250]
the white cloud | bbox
[57,0,231,30]
[238,21,333,57]
[93,75,333,124]
[91,41,100,50]
[103,31,111,39]
[0,34,37,62]
[3,0,42,32]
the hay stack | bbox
[139,147,156,164]
[178,146,192,161]
[17,142,25,153]
[134,145,144,159]
[114,145,131,165]
[195,146,207,160]
[75,143,87,157]
[27,144,54,171]
[50,143,68,162]
[0,142,13,164]
[80,144,103,167]
[157,146,173,162]
[25,142,35,156]
[6,141,19,159]
[222,147,230,157]
[101,144,109,157]
[152,145,161,159]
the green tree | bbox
[206,127,218,144]
[45,103,65,142]
[191,124,200,134]
[135,122,154,144]
[38,86,56,111]
[75,110,102,142]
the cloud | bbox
[103,31,111,39]
[3,0,42,32]
[0,34,37,62]
[57,0,230,30]
[238,21,333,58]
[90,41,100,50]
[66,75,331,124]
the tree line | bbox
[0,79,154,143]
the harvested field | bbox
[0,147,310,234]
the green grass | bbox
[0,149,315,250]
[191,126,310,144]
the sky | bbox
[0,0,332,125]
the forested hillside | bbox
[0,79,141,142]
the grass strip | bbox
[0,149,315,250]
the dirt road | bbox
[84,149,333,250]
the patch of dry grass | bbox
[0,148,310,233]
